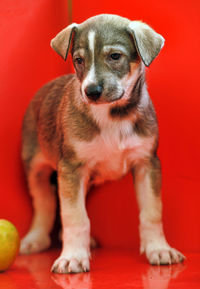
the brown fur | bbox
[149,156,162,196]
[22,74,101,171]
[66,97,100,142]
[134,100,158,137]
[58,159,82,204]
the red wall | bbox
[0,0,69,236]
[1,0,200,252]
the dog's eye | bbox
[75,57,84,65]
[110,53,121,60]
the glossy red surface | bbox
[0,249,199,289]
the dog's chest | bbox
[74,120,154,184]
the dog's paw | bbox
[51,257,90,274]
[147,247,186,265]
[20,230,51,254]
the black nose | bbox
[85,85,103,101]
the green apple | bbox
[0,219,20,271]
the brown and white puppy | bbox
[20,14,185,273]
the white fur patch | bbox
[74,111,155,184]
[81,31,96,96]
[88,30,95,62]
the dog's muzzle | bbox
[85,84,103,102]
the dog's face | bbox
[72,19,140,104]
[51,14,164,105]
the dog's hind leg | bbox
[20,105,56,254]
[20,152,56,254]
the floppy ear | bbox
[128,21,165,66]
[50,23,78,60]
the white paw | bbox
[147,247,186,265]
[20,230,51,254]
[51,247,90,274]
[51,256,90,274]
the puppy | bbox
[20,14,185,273]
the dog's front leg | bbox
[51,160,90,274]
[132,156,185,265]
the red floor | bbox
[1,249,199,289]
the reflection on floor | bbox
[0,249,199,289]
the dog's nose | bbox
[85,85,103,101]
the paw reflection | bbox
[142,263,186,289]
[52,272,91,289]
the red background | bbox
[0,0,200,253]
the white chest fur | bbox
[74,113,155,184]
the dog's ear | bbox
[50,23,78,60]
[128,21,165,66]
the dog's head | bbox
[51,14,164,104]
